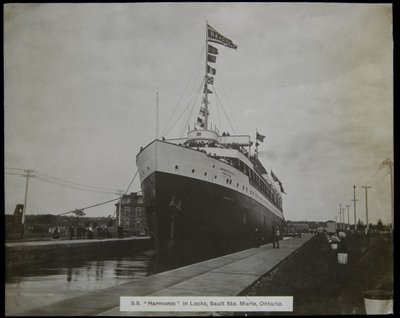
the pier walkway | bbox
[18,234,313,316]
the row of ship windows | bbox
[142,164,280,209]
[173,164,271,204]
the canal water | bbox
[5,249,155,316]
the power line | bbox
[5,167,26,171]
[6,168,123,193]
[6,167,140,218]
[372,170,390,186]
[5,172,24,176]
[50,169,139,217]
[365,163,384,186]
[35,171,122,192]
[35,176,120,195]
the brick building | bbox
[115,192,147,235]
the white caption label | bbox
[120,296,293,312]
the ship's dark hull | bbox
[142,171,284,270]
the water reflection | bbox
[6,243,241,315]
[5,250,155,316]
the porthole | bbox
[237,183,239,187]
[229,180,232,184]
[204,172,207,176]
[213,165,215,168]
[215,175,217,179]
[175,165,178,169]
[226,179,229,184]
[147,166,150,170]
[192,169,195,173]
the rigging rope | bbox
[213,84,237,134]
[161,42,206,137]
[180,77,206,136]
[215,92,223,133]
[163,77,204,138]
[122,169,139,196]
[56,197,120,216]
[216,70,241,133]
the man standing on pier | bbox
[272,226,280,248]
[275,226,280,248]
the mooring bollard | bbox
[364,290,393,314]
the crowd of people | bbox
[52,224,112,240]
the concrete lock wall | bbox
[6,238,152,268]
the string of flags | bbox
[195,105,210,129]
[204,24,237,97]
[196,24,237,129]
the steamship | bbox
[136,24,285,262]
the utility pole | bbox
[21,169,35,238]
[351,185,359,231]
[362,186,372,233]
[118,190,123,227]
[345,205,351,231]
[339,204,342,230]
[382,159,394,229]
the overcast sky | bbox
[4,3,393,224]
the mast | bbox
[204,21,209,130]
[156,92,159,139]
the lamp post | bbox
[345,205,351,231]
[352,185,358,233]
